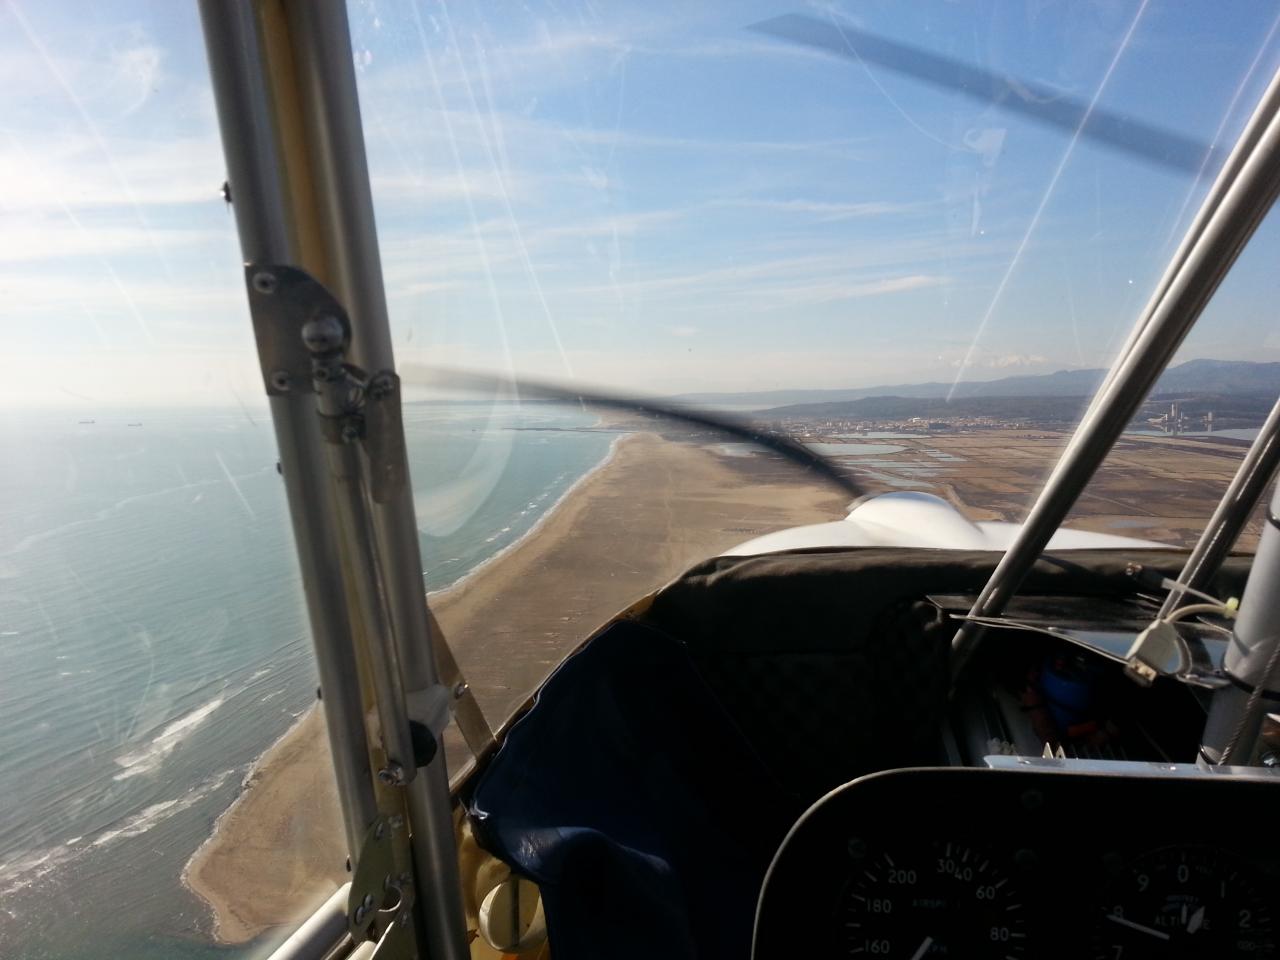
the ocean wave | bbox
[113,695,225,781]
[0,769,235,899]
[93,769,234,847]
[0,844,78,900]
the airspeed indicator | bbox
[840,841,1027,957]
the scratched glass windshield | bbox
[352,1,1280,553]
[2,2,1280,959]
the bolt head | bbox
[269,370,290,391]
[302,313,345,354]
[251,271,277,295]
[368,374,395,400]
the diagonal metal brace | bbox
[427,609,495,759]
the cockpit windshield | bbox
[351,1,1280,543]
[3,3,1280,959]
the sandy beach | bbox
[183,431,847,942]
[183,425,1257,942]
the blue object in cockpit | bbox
[467,619,794,960]
[1039,652,1102,734]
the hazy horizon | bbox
[11,354,1277,412]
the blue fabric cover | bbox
[468,620,793,960]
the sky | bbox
[3,0,1280,407]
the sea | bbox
[0,402,615,959]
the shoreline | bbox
[178,705,320,939]
[182,432,846,943]
[425,430,627,605]
[184,430,633,941]
[182,706,346,943]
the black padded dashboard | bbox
[753,764,1280,959]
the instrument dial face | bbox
[840,841,1027,957]
[1093,846,1276,958]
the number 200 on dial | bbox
[841,842,1027,957]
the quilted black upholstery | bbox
[684,601,948,800]
[642,547,1250,804]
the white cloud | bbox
[100,41,165,118]
[369,167,532,205]
[734,273,946,310]
[719,198,931,221]
[0,133,224,211]
[555,124,868,161]
[528,208,685,244]
[558,244,952,306]
[948,352,1050,369]
[2,9,169,122]
[0,214,223,262]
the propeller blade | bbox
[750,13,1214,175]
[398,365,866,499]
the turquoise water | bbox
[0,403,613,959]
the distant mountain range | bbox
[672,360,1280,411]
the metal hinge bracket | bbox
[244,264,408,501]
[348,814,416,951]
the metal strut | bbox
[198,2,470,958]
[951,63,1280,681]
[247,264,423,785]
[243,264,471,955]
[1157,393,1280,617]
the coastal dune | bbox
[184,431,847,943]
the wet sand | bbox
[184,431,847,943]
[182,708,346,943]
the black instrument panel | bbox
[752,765,1280,959]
